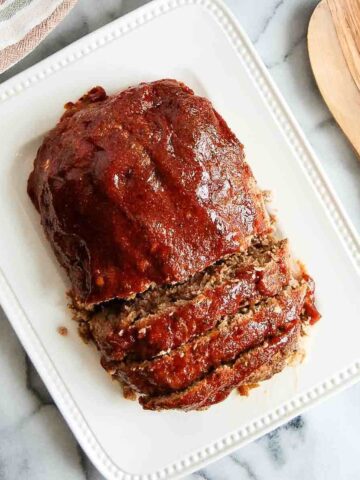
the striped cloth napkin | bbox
[0,0,77,73]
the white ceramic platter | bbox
[0,0,359,478]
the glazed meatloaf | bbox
[28,79,320,411]
[28,79,270,306]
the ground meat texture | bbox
[83,234,318,411]
[27,79,320,411]
[57,326,68,336]
[89,239,290,362]
[28,80,271,306]
[109,285,306,395]
[140,321,300,411]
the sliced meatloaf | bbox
[27,79,320,411]
[141,321,300,411]
[108,285,306,395]
[89,238,290,362]
[81,234,319,411]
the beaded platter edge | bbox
[0,0,359,479]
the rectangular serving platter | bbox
[0,0,359,479]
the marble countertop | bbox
[1,1,360,479]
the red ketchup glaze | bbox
[140,321,300,411]
[301,271,321,325]
[115,287,305,395]
[103,270,258,362]
[99,247,290,362]
[27,80,270,305]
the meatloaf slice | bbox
[109,284,306,395]
[140,321,300,411]
[88,238,290,362]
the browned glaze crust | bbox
[111,285,306,395]
[28,80,270,306]
[140,321,300,411]
[28,80,320,411]
[90,239,290,362]
[87,246,319,411]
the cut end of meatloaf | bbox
[108,284,307,396]
[86,237,291,362]
[140,321,301,411]
[71,234,320,411]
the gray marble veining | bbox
[1,1,360,479]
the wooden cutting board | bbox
[308,0,360,157]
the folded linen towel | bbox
[0,0,77,73]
